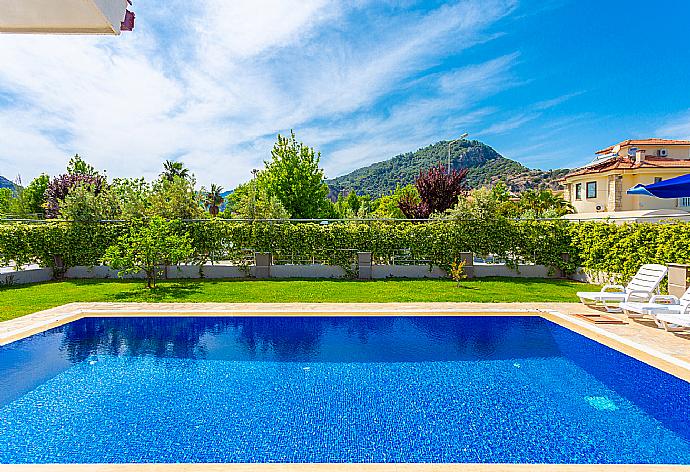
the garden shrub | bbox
[569,222,690,282]
[5,219,690,282]
[0,219,576,275]
[104,218,194,288]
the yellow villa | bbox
[560,138,690,221]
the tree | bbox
[357,194,373,217]
[372,185,419,219]
[0,188,12,215]
[104,217,194,289]
[334,192,353,218]
[59,183,119,222]
[0,178,31,217]
[490,181,512,204]
[111,178,151,220]
[446,186,511,220]
[202,184,224,217]
[23,174,50,216]
[346,191,361,216]
[263,131,330,218]
[519,189,574,218]
[161,160,189,181]
[333,191,375,219]
[399,165,468,219]
[0,175,34,218]
[225,179,289,220]
[67,154,99,176]
[44,173,107,219]
[148,176,204,219]
[398,193,427,219]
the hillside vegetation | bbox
[0,176,13,190]
[327,140,568,197]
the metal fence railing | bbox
[272,249,359,266]
[2,214,690,224]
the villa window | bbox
[586,181,596,199]
[575,183,582,200]
[654,177,662,183]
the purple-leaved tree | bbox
[44,174,106,219]
[399,165,468,219]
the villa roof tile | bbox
[596,139,690,155]
[563,156,690,179]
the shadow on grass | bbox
[453,284,480,291]
[0,276,593,291]
[0,276,593,297]
[107,281,205,301]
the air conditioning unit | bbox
[595,205,603,212]
[657,149,668,157]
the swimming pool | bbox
[0,315,688,464]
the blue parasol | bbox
[627,173,690,198]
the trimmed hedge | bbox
[570,222,690,281]
[0,220,577,275]
[12,219,689,281]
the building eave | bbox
[0,0,132,35]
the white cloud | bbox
[0,112,66,180]
[494,113,596,169]
[475,90,585,138]
[194,0,336,62]
[657,110,690,139]
[533,91,583,111]
[476,113,539,136]
[0,0,519,188]
[320,54,519,176]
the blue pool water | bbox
[0,316,689,464]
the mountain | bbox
[0,175,14,190]
[326,140,569,197]
[219,189,233,212]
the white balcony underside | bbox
[0,0,128,35]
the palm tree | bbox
[546,191,575,216]
[519,189,574,217]
[204,184,224,217]
[161,160,189,181]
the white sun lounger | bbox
[656,311,690,332]
[577,264,668,312]
[620,286,690,322]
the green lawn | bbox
[0,278,597,322]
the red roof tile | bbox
[596,139,690,155]
[563,156,690,179]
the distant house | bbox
[560,139,690,221]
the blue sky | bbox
[0,0,688,187]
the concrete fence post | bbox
[254,252,272,279]
[52,255,65,280]
[358,252,372,280]
[459,252,474,278]
[668,263,690,298]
